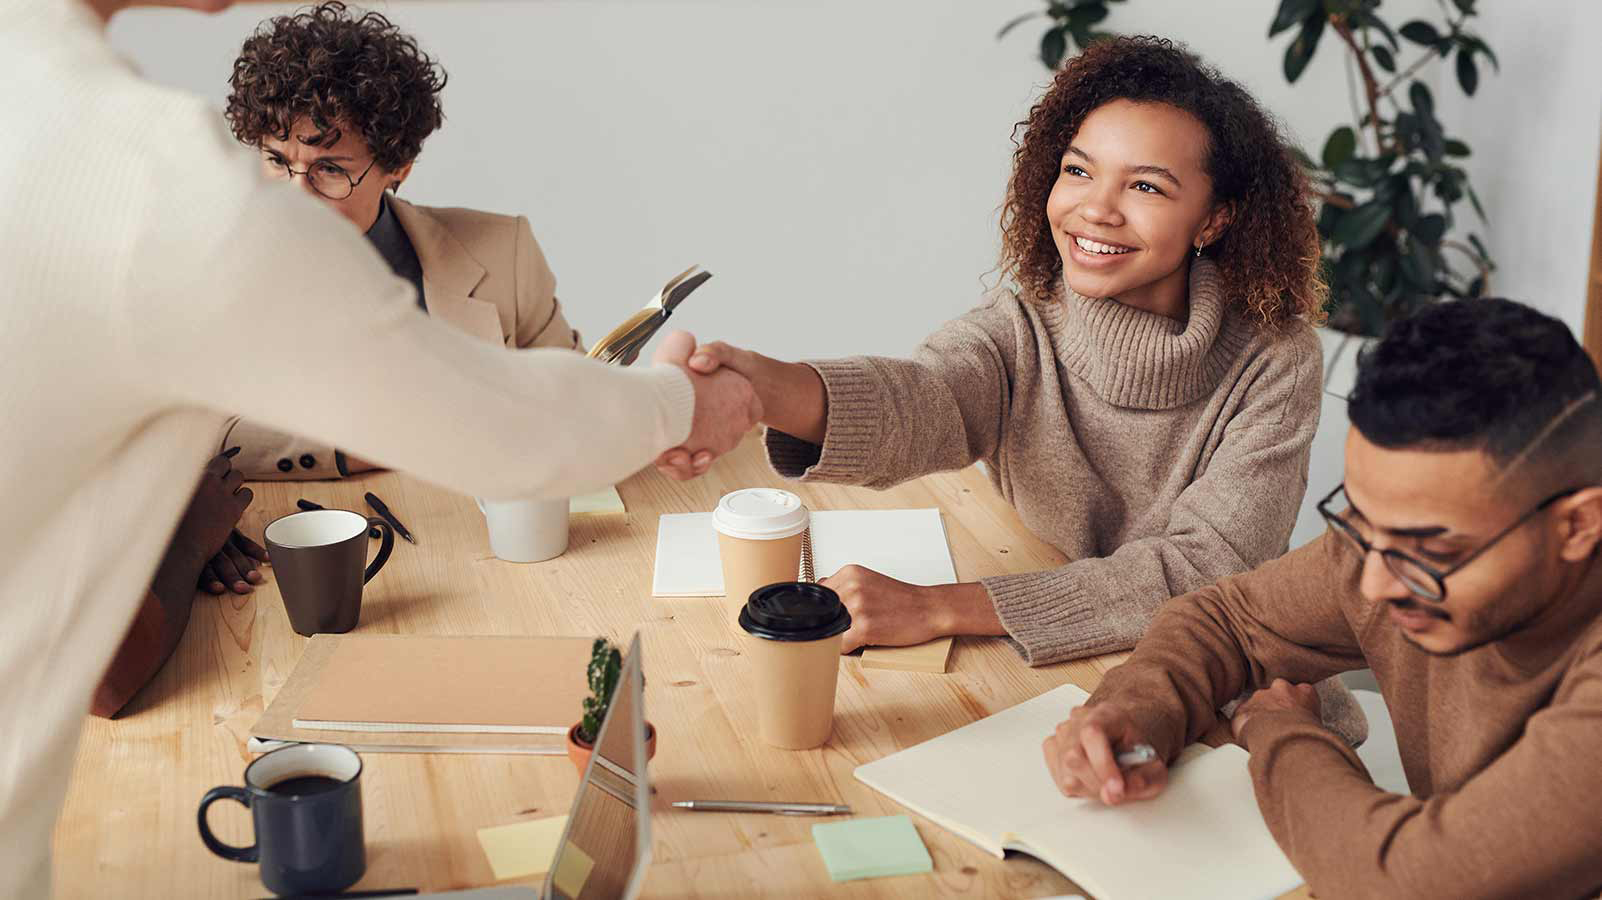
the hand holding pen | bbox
[1041,704,1168,806]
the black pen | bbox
[364,491,417,545]
[251,883,419,890]
[298,499,381,539]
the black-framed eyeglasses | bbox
[1316,482,1579,603]
[261,152,378,201]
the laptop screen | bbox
[544,633,650,900]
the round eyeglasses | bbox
[261,153,377,201]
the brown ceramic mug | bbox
[264,509,393,636]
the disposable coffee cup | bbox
[738,582,851,749]
[476,496,569,563]
[713,489,808,612]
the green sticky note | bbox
[811,815,934,882]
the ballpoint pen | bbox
[364,491,416,545]
[1116,743,1157,768]
[672,800,852,816]
[297,499,381,538]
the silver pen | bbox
[1116,743,1157,768]
[672,800,852,816]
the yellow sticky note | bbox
[477,815,569,881]
[551,842,595,897]
[570,488,626,517]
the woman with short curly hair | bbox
[673,36,1358,739]
[214,1,583,495]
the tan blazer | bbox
[224,198,583,479]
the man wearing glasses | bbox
[1041,297,1602,897]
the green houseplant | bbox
[1003,0,1498,336]
[564,638,656,773]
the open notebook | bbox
[651,508,958,596]
[855,684,1303,900]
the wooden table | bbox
[51,434,1300,898]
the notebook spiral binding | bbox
[800,527,816,583]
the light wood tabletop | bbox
[52,433,1309,899]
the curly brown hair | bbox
[225,1,446,171]
[1000,36,1326,328]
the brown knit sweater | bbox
[765,259,1323,665]
[1091,533,1602,899]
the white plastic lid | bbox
[712,489,809,540]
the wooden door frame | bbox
[1588,141,1602,372]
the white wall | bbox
[113,0,1598,360]
[111,1,1600,538]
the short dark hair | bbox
[1349,298,1602,485]
[225,1,446,171]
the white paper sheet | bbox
[651,509,958,597]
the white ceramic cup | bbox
[476,496,570,563]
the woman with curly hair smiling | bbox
[676,36,1358,736]
[215,2,582,491]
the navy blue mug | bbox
[198,743,366,896]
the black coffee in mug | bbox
[268,775,345,796]
[199,743,366,896]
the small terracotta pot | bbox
[565,721,656,775]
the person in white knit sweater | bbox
[0,0,756,894]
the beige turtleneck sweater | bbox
[766,259,1324,663]
[1091,533,1602,899]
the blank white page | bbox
[854,684,1090,853]
[855,685,1303,900]
[651,509,957,597]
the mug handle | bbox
[197,786,257,862]
[364,516,394,583]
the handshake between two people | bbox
[650,331,826,481]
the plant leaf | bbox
[1041,25,1068,69]
[1409,80,1434,115]
[1270,0,1320,37]
[1332,199,1392,249]
[1451,0,1477,14]
[1333,156,1392,188]
[996,10,1044,40]
[1322,126,1357,169]
[1456,50,1479,95]
[1372,44,1396,72]
[1284,14,1326,83]
[1414,213,1447,245]
[1462,34,1499,70]
[1417,110,1446,162]
[1351,11,1399,50]
[1399,20,1441,46]
[1317,203,1343,239]
[1444,138,1471,157]
[1391,181,1418,228]
[1468,232,1490,260]
[1467,183,1487,222]
[1069,3,1110,26]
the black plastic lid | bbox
[738,582,851,642]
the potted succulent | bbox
[565,638,657,774]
